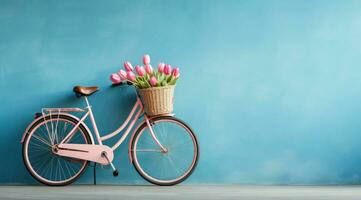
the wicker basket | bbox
[137,85,175,116]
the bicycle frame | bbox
[53,96,167,153]
[20,92,171,165]
[59,96,141,149]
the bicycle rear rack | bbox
[42,108,85,113]
[33,108,85,119]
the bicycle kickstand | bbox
[101,151,119,177]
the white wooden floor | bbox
[1,185,361,200]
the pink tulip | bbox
[143,54,150,65]
[117,69,127,80]
[172,67,180,78]
[127,71,136,81]
[110,73,121,84]
[124,61,133,72]
[158,63,165,73]
[135,65,146,77]
[164,64,172,75]
[145,64,153,74]
[149,76,158,86]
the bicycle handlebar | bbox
[111,81,133,87]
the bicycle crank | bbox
[54,144,114,165]
[101,151,119,177]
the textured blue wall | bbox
[1,0,361,185]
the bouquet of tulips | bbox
[110,54,180,89]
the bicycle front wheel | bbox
[131,116,199,186]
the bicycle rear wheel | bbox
[131,116,199,186]
[22,114,92,186]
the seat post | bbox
[83,96,103,145]
[84,96,91,108]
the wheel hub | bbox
[162,148,169,154]
[52,145,59,153]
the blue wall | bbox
[1,0,361,185]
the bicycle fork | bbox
[144,116,168,153]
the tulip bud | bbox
[127,71,136,81]
[172,67,180,78]
[135,65,146,77]
[145,64,153,74]
[158,63,165,73]
[149,76,158,86]
[124,61,133,72]
[110,73,121,84]
[164,64,172,75]
[117,69,127,80]
[143,54,150,65]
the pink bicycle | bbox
[21,82,199,186]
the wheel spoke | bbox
[31,134,52,147]
[136,149,163,152]
[166,155,181,175]
[49,113,55,144]
[43,120,54,145]
[38,156,53,176]
[38,126,52,144]
[54,113,60,144]
[29,140,51,151]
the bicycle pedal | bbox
[113,169,119,177]
[101,151,119,177]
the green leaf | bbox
[169,77,178,85]
[161,80,167,86]
[145,80,151,88]
[136,76,141,82]
[166,75,172,83]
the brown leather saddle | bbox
[73,86,99,97]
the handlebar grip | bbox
[111,82,123,87]
[111,81,133,87]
